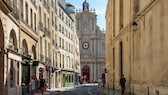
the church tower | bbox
[76,0,105,82]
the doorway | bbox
[82,65,90,82]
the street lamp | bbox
[132,21,138,31]
[104,68,108,73]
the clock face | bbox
[82,42,89,49]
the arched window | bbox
[9,30,17,50]
[22,39,28,54]
[32,45,36,59]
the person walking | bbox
[35,77,39,93]
[120,75,126,94]
[98,78,102,88]
[30,75,36,95]
[39,76,46,95]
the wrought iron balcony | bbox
[2,0,20,19]
[40,54,44,61]
[39,21,43,31]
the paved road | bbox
[51,86,104,95]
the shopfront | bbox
[21,56,38,95]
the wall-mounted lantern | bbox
[132,21,138,31]
[104,68,108,73]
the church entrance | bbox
[82,65,90,82]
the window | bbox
[21,0,23,19]
[92,18,94,30]
[44,13,46,27]
[48,18,49,29]
[39,7,41,20]
[59,24,61,31]
[16,62,19,85]
[25,2,28,23]
[40,37,42,54]
[92,39,95,52]
[134,0,139,14]
[62,12,64,21]
[63,55,64,68]
[48,43,50,57]
[62,39,64,49]
[45,40,47,57]
[34,13,36,32]
[120,0,123,29]
[102,43,105,49]
[77,19,79,30]
[59,9,61,18]
[62,26,64,34]
[55,17,57,30]
[10,60,14,87]
[30,8,33,27]
[113,0,116,37]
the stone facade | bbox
[76,0,105,82]
[106,0,168,95]
[0,0,80,94]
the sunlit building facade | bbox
[106,0,168,95]
[0,0,80,95]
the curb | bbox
[97,88,107,95]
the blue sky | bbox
[66,0,108,30]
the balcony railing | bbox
[45,57,51,64]
[44,27,51,38]
[47,4,50,13]
[55,43,57,48]
[30,0,37,8]
[43,0,47,9]
[39,21,43,31]
[3,0,20,19]
[52,39,55,45]
[52,20,54,27]
[40,54,44,61]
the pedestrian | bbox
[39,76,46,95]
[29,75,36,95]
[120,75,126,94]
[98,78,102,88]
[35,77,39,93]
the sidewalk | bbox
[98,87,131,95]
[33,87,75,95]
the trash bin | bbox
[22,83,29,95]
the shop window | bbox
[69,75,71,82]
[10,60,14,87]
[17,62,19,85]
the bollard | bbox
[156,90,159,95]
[108,84,109,95]
[147,86,150,95]
[132,85,134,95]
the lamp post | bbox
[132,21,138,31]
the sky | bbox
[66,0,108,30]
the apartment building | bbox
[0,0,79,95]
[57,0,76,87]
[106,0,168,95]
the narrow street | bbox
[51,84,104,95]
